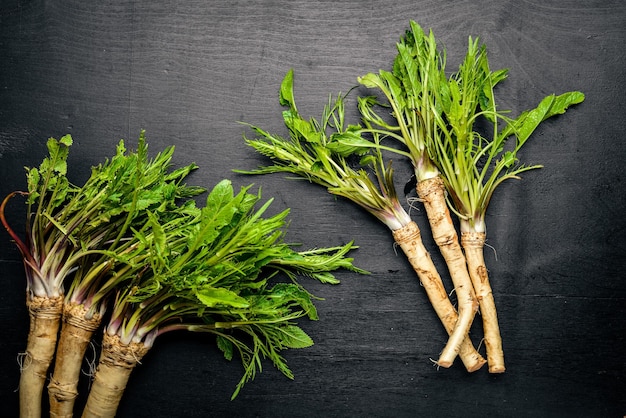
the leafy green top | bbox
[3,131,366,399]
[357,21,443,183]
[358,20,585,233]
[64,132,203,317]
[1,132,203,299]
[1,134,76,297]
[102,179,365,398]
[433,36,584,232]
[237,69,412,231]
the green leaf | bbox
[196,286,250,308]
[306,271,340,285]
[553,91,585,111]
[217,335,234,361]
[42,136,70,175]
[147,211,168,268]
[502,91,585,143]
[501,151,517,168]
[59,134,73,147]
[26,167,40,198]
[277,325,313,349]
[206,179,234,212]
[359,154,377,167]
[380,71,406,110]
[288,117,319,143]
[267,282,317,316]
[357,72,382,89]
[25,136,75,207]
[194,179,242,246]
[279,69,296,110]
[326,132,374,156]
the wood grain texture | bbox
[1,0,625,417]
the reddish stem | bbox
[0,191,32,259]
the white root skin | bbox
[462,231,505,373]
[82,334,150,418]
[49,302,103,418]
[393,221,485,372]
[19,294,64,418]
[416,176,479,368]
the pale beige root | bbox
[416,176,479,368]
[461,231,505,373]
[81,334,150,418]
[393,221,485,372]
[19,294,64,418]
[49,302,103,418]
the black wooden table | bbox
[1,1,624,417]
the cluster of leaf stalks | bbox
[238,21,584,373]
[1,132,365,418]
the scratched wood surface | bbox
[1,1,625,417]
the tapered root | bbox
[416,177,479,367]
[49,302,103,417]
[19,294,64,418]
[81,333,150,418]
[462,231,505,373]
[393,221,485,372]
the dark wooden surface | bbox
[1,1,625,417]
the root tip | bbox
[466,359,487,373]
[435,360,453,369]
[488,366,506,374]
